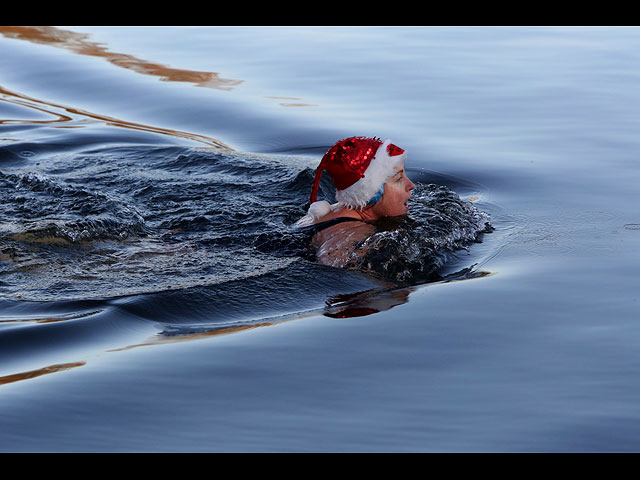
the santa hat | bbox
[296,136,406,226]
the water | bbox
[0,26,639,452]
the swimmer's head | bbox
[309,136,407,212]
[364,162,415,219]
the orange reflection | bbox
[0,85,232,149]
[0,93,72,125]
[0,26,243,91]
[0,362,85,386]
[108,321,280,352]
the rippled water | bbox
[1,26,640,452]
[0,136,491,301]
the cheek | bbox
[389,184,405,200]
[381,186,407,212]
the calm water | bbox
[1,26,639,452]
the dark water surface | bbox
[1,26,639,452]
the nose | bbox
[406,177,415,192]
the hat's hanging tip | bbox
[295,198,332,227]
[295,157,333,227]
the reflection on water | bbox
[323,267,492,318]
[265,96,318,108]
[0,26,243,91]
[0,85,231,149]
[0,361,85,386]
[0,268,491,388]
[0,309,103,324]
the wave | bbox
[345,184,494,284]
[0,142,494,302]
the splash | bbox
[344,184,494,284]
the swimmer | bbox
[296,136,415,268]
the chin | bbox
[389,205,409,217]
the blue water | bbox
[1,26,639,452]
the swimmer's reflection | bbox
[323,266,491,319]
[125,266,491,348]
[324,288,410,318]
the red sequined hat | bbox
[303,136,406,220]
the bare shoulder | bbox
[312,221,376,268]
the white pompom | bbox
[308,200,332,219]
[295,200,336,228]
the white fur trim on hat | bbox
[335,139,405,209]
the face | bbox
[369,163,415,219]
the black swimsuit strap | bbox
[298,217,364,235]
